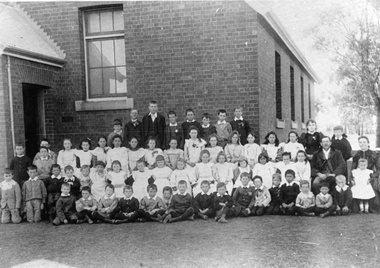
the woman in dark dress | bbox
[299,119,324,160]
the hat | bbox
[156,155,165,162]
[96,161,106,167]
[216,182,226,189]
[333,125,344,131]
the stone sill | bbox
[291,121,298,129]
[75,98,133,111]
[276,119,285,129]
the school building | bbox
[0,1,319,171]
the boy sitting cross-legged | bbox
[163,180,194,224]
[232,172,255,217]
[295,180,315,216]
[279,169,300,215]
[113,185,140,224]
[193,180,216,220]
[251,175,271,216]
[138,184,166,222]
[213,182,234,223]
[75,186,97,224]
[266,173,282,215]
[53,183,78,225]
[315,182,336,218]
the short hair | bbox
[168,110,176,117]
[272,173,281,180]
[336,175,346,183]
[258,153,269,162]
[81,165,90,171]
[282,152,291,158]
[358,158,368,165]
[111,160,122,168]
[123,185,133,192]
[136,159,146,165]
[285,169,295,177]
[64,165,74,172]
[202,113,211,119]
[96,161,106,167]
[15,143,25,148]
[149,100,158,105]
[321,136,331,142]
[185,108,194,115]
[178,180,187,187]
[320,182,330,189]
[217,109,227,115]
[27,165,37,171]
[201,180,210,186]
[105,184,115,191]
[300,180,310,187]
[81,186,91,193]
[41,138,50,144]
[61,182,71,189]
[253,175,263,182]
[216,182,226,189]
[39,146,49,152]
[4,168,13,175]
[51,164,61,172]
[240,172,250,179]
[113,118,122,126]
[163,186,172,194]
[147,184,158,192]
[234,107,243,111]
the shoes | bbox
[364,210,369,214]
[163,215,171,224]
[199,214,208,220]
[214,217,220,222]
[76,219,87,224]
[304,212,315,217]
[157,214,163,223]
[359,210,364,214]
[87,219,93,224]
[218,217,228,223]
[188,215,194,221]
[319,212,329,218]
[137,218,147,222]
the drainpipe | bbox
[6,55,16,155]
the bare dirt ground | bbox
[0,214,379,268]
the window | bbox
[84,8,127,99]
[290,66,295,121]
[275,52,282,119]
[301,76,304,123]
[308,83,312,118]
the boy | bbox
[275,152,295,184]
[267,173,282,215]
[230,107,251,145]
[214,109,232,148]
[124,109,143,147]
[78,165,92,190]
[33,138,57,163]
[163,180,194,223]
[251,175,271,216]
[182,108,202,141]
[315,182,336,218]
[333,175,352,215]
[107,119,123,147]
[331,125,352,176]
[0,168,21,223]
[232,173,255,217]
[33,146,55,181]
[9,143,32,187]
[113,185,140,224]
[295,180,315,216]
[213,182,234,223]
[75,186,97,224]
[45,164,63,221]
[62,165,81,199]
[193,180,215,220]
[138,184,166,222]
[162,186,173,210]
[200,113,216,143]
[142,101,166,149]
[279,169,300,215]
[22,165,47,223]
[164,111,184,149]
[53,183,78,225]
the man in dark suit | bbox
[142,101,166,149]
[311,136,346,195]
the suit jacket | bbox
[142,113,166,148]
[0,180,21,209]
[311,148,346,178]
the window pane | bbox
[113,10,124,31]
[88,41,102,68]
[89,69,103,95]
[103,67,116,94]
[100,11,113,32]
[115,39,125,66]
[116,67,127,93]
[86,12,100,34]
[101,40,115,67]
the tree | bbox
[312,0,380,145]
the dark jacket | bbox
[311,148,346,178]
[299,132,324,155]
[117,197,140,213]
[193,192,215,211]
[279,182,299,205]
[142,113,166,148]
[331,134,352,161]
[230,119,251,145]
[124,120,143,146]
[333,187,353,208]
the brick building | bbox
[0,1,319,171]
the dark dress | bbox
[299,131,324,156]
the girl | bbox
[281,131,305,162]
[299,119,324,159]
[206,134,223,164]
[233,157,253,189]
[151,155,172,198]
[90,161,109,201]
[293,150,311,184]
[91,135,109,166]
[126,136,145,173]
[144,138,163,169]
[106,135,128,171]
[108,160,128,198]
[170,158,195,195]
[164,139,184,170]
[351,158,376,213]
[74,138,93,170]
[194,150,216,196]
[252,153,276,189]
[224,131,245,164]
[261,131,281,163]
[212,152,234,195]
[244,132,262,168]
[131,159,153,201]
[92,184,118,223]
[184,127,206,167]
[57,138,76,175]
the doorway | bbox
[22,83,46,159]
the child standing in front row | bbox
[315,182,336,218]
[295,180,315,216]
[333,175,353,215]
[267,173,282,215]
[0,168,21,224]
[279,169,299,215]
[184,127,206,168]
[244,132,262,168]
[53,183,78,225]
[214,109,232,148]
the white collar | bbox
[217,120,226,125]
[202,124,210,128]
[335,185,348,192]
[178,192,187,196]
[65,177,75,182]
[82,196,92,201]
[104,193,115,200]
[187,120,195,123]
[149,195,157,200]
[114,130,122,134]
[255,185,264,191]
[131,119,138,122]
[201,192,211,195]
[149,112,157,117]
[272,184,280,188]
[285,181,295,187]
[319,192,329,197]
[335,136,342,140]
[17,154,25,158]
[0,180,16,190]
[234,117,243,121]
[29,177,38,181]
[41,157,49,161]
[51,175,62,179]
[61,193,70,197]
[169,123,178,127]
[217,193,226,197]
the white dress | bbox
[106,147,129,171]
[144,148,163,167]
[281,142,305,161]
[184,138,207,164]
[90,171,108,201]
[127,148,145,172]
[252,162,275,189]
[108,171,127,198]
[194,162,216,196]
[73,149,92,167]
[212,163,234,195]
[206,146,223,163]
[164,149,184,169]
[170,168,195,195]
[91,147,108,164]
[132,168,152,201]
[57,149,77,175]
[244,143,262,167]
[275,162,296,184]
[151,166,172,198]
[224,144,245,163]
[351,169,376,199]
[261,144,279,161]
[293,161,311,184]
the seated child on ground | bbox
[45,164,63,221]
[75,186,98,224]
[266,173,282,215]
[0,168,22,224]
[62,165,81,199]
[279,169,300,215]
[333,175,353,216]
[113,185,140,224]
[138,184,166,222]
[251,175,271,216]
[315,182,336,218]
[162,186,173,210]
[193,180,215,220]
[53,183,78,225]
[295,180,315,216]
[213,182,234,223]
[232,172,255,217]
[163,180,194,224]
[93,184,118,223]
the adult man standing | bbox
[142,101,166,149]
[311,136,346,194]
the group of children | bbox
[0,103,376,225]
